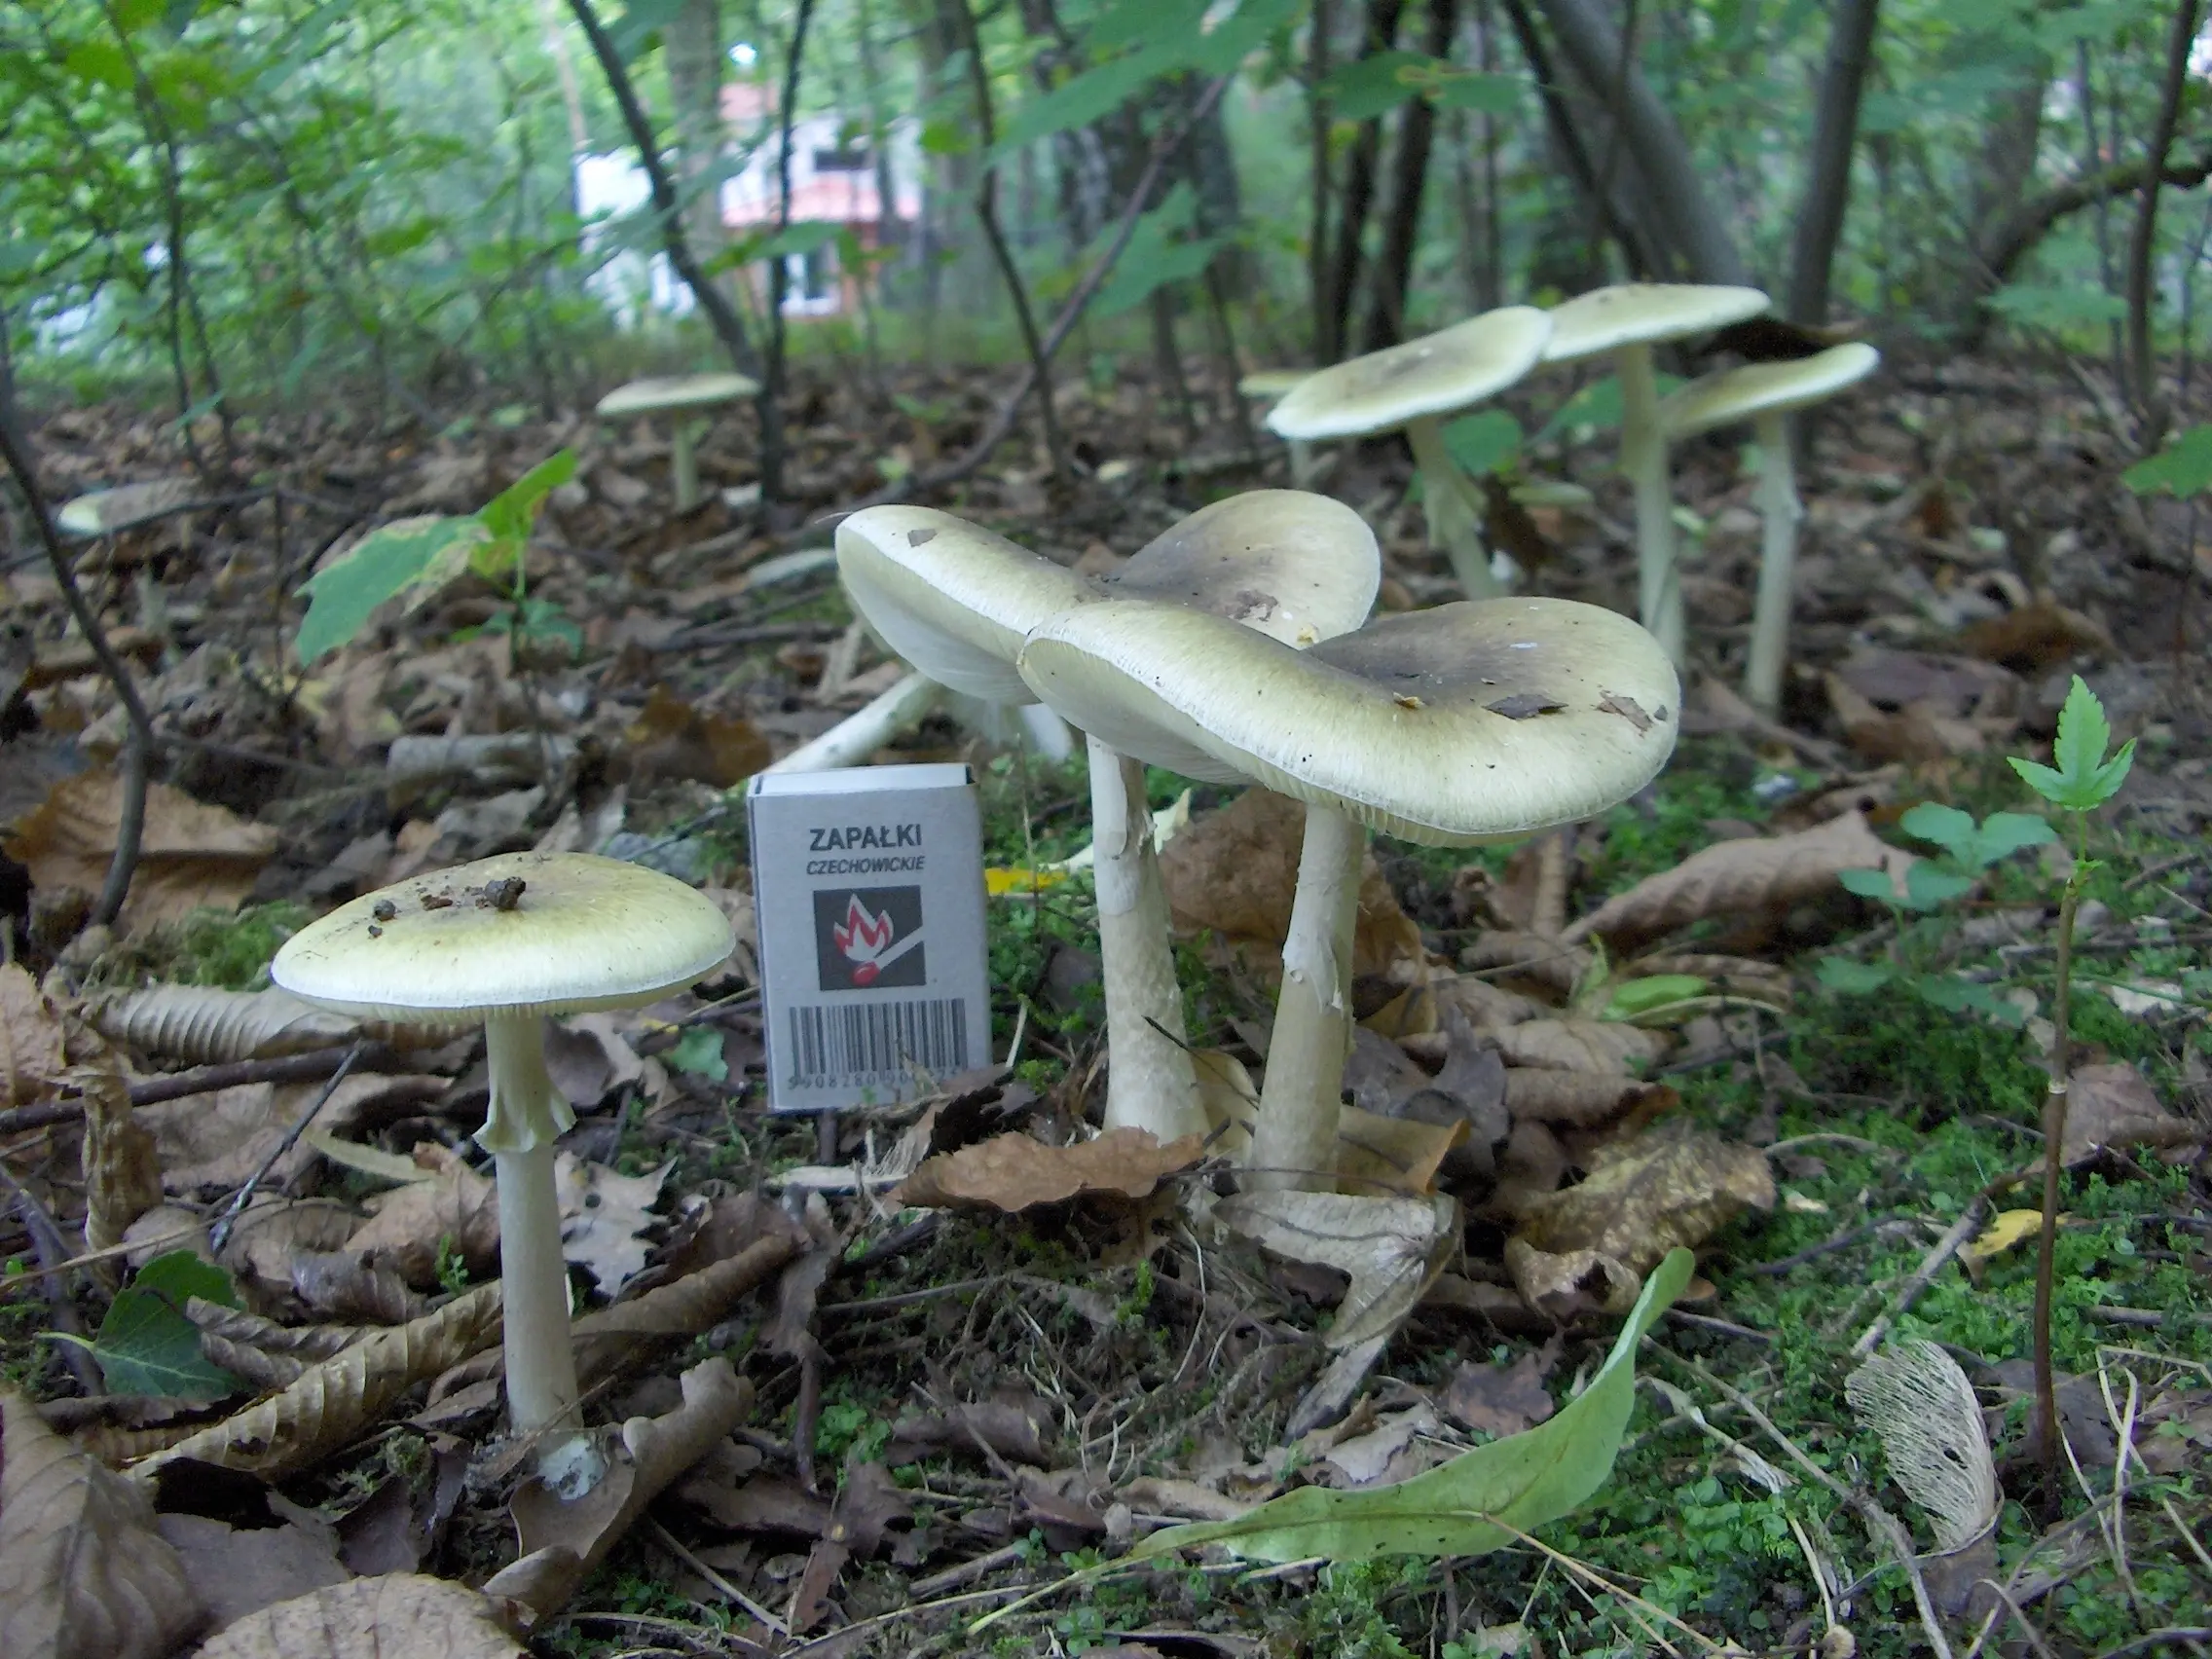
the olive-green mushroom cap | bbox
[1237,370,1313,401]
[1542,283,1772,367]
[1017,598,1679,844]
[1660,343,1882,442]
[1266,309,1554,442]
[835,492,1379,709]
[56,477,199,537]
[595,373,761,418]
[272,852,735,1021]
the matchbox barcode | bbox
[785,998,970,1086]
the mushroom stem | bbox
[1088,737,1206,1142]
[764,672,941,773]
[670,420,702,511]
[1406,416,1502,599]
[1287,438,1321,490]
[1246,800,1363,1193]
[1744,409,1803,717]
[478,1014,583,1439]
[1615,345,1683,665]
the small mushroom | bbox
[594,373,762,511]
[835,493,1379,1146]
[272,852,734,1482]
[1266,308,1553,599]
[1237,369,1324,488]
[1539,283,1771,665]
[1018,597,1677,1193]
[1660,342,1881,716]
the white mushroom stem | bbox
[1088,738,1207,1142]
[671,419,703,511]
[1245,801,1363,1193]
[1405,416,1503,600]
[1287,438,1322,491]
[1615,345,1684,665]
[1744,408,1803,717]
[477,1014,583,1440]
[764,672,941,773]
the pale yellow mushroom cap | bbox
[595,373,761,417]
[1542,283,1772,366]
[1266,308,1554,441]
[1661,343,1882,441]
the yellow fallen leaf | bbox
[1960,1207,2055,1283]
[983,866,1070,898]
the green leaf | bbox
[293,515,483,664]
[2122,424,2212,498]
[1128,1251,1693,1565]
[1898,802,2052,870]
[2010,675,2134,811]
[1320,51,1431,120]
[1817,958,1894,994]
[62,1249,240,1398]
[1917,977,2022,1024]
[668,1025,728,1081]
[1429,70,1521,113]
[1969,810,2057,865]
[995,42,1182,159]
[63,40,134,90]
[1441,410,1523,477]
[1903,864,1974,909]
[1837,867,1900,903]
[1602,974,1707,1020]
[1897,801,1976,864]
[474,447,577,580]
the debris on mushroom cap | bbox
[594,373,762,418]
[1660,342,1882,442]
[1018,597,1679,844]
[1540,283,1772,366]
[271,851,735,1021]
[1265,308,1554,442]
[835,492,1379,708]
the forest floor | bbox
[0,342,2208,1659]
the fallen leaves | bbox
[0,964,63,1107]
[5,771,277,931]
[892,1127,1204,1211]
[191,1574,523,1659]
[2061,1062,2201,1166]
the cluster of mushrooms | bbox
[1258,282,1879,713]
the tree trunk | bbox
[1530,0,1747,284]
[1499,0,1655,285]
[1785,0,1880,324]
[1320,0,1407,363]
[665,0,729,289]
[1362,0,1458,350]
[2125,0,2203,445]
[1306,0,1338,360]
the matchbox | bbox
[746,763,991,1112]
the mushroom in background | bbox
[1266,309,1554,600]
[272,851,735,1491]
[1019,597,1678,1193]
[594,373,760,511]
[834,493,1379,1148]
[1660,342,1881,716]
[1539,283,1771,665]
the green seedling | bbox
[1820,798,2054,1020]
[2008,675,2134,1476]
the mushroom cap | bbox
[1017,597,1679,844]
[835,492,1380,706]
[1265,309,1554,441]
[1541,283,1772,367]
[1660,342,1882,441]
[271,852,736,1021]
[1237,369,1312,400]
[56,477,199,537]
[595,373,761,418]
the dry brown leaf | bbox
[1218,1189,1457,1350]
[92,986,358,1065]
[499,1359,756,1626]
[622,683,772,788]
[1513,1124,1775,1277]
[80,1065,162,1258]
[1953,602,2113,675]
[1565,811,1913,947]
[1160,788,1424,978]
[1335,1107,1466,1197]
[158,1508,350,1639]
[1501,1069,1659,1126]
[540,1014,644,1109]
[891,1128,1203,1211]
[1825,673,1987,762]
[219,1199,362,1308]
[0,1388,206,1659]
[144,1074,445,1198]
[2062,1063,2202,1166]
[554,1153,671,1298]
[129,1282,502,1483]
[1503,1238,1643,1319]
[190,1573,522,1659]
[5,770,276,931]
[0,963,63,1107]
[1442,1344,1559,1438]
[1456,930,1592,997]
[345,1147,500,1288]
[1493,1017,1667,1076]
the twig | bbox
[645,1516,790,1637]
[206,1042,363,1253]
[0,412,156,926]
[1853,1195,1986,1358]
[0,1163,104,1393]
[910,1540,1030,1599]
[0,1044,409,1135]
[1663,1308,1772,1344]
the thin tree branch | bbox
[1976,145,2212,302]
[759,0,820,502]
[2124,0,2202,447]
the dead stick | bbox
[0,1163,105,1393]
[1852,1194,1987,1358]
[0,1044,412,1135]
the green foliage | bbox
[435,1234,471,1296]
[55,1250,240,1398]
[2009,675,2135,812]
[294,449,574,663]
[1088,186,1222,320]
[1439,409,1523,477]
[159,901,310,990]
[2122,424,2212,498]
[1319,52,1519,121]
[667,1024,729,1081]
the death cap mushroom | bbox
[1266,309,1553,443]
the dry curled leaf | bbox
[5,771,277,932]
[892,1128,1204,1211]
[129,1281,502,1484]
[1443,1344,1559,1439]
[0,1388,206,1659]
[1565,811,1913,947]
[554,1153,671,1298]
[93,986,357,1065]
[158,1506,350,1639]
[2062,1062,2200,1166]
[1514,1124,1775,1277]
[1501,1069,1662,1127]
[190,1573,522,1659]
[1493,1017,1666,1076]
[80,1065,162,1258]
[0,962,64,1107]
[1219,1190,1457,1350]
[144,1074,446,1198]
[344,1146,500,1287]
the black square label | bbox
[813,886,927,991]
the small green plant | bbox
[1819,798,2055,1020]
[52,1250,241,1397]
[434,1234,471,1296]
[2008,675,2134,1475]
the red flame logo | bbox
[831,895,896,985]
